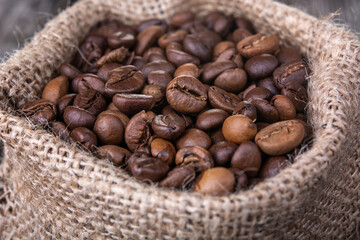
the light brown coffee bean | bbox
[271,95,296,120]
[151,138,176,165]
[195,167,235,195]
[222,115,257,144]
[42,76,69,103]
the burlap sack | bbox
[0,0,359,239]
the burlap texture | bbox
[0,0,359,239]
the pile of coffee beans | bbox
[18,10,312,195]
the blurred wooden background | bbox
[0,0,358,58]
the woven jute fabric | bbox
[0,0,359,239]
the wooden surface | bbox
[0,0,358,57]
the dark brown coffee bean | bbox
[73,89,107,116]
[245,54,278,80]
[132,56,147,69]
[105,65,145,97]
[176,128,211,150]
[158,29,188,49]
[147,70,172,92]
[96,145,131,166]
[125,111,154,152]
[259,156,289,178]
[216,48,244,68]
[128,153,169,182]
[273,60,309,89]
[232,28,252,42]
[159,165,195,189]
[151,114,185,141]
[231,141,261,177]
[166,76,207,114]
[162,105,193,129]
[208,86,240,113]
[196,30,222,50]
[63,106,96,130]
[107,30,136,49]
[141,60,176,78]
[222,115,257,144]
[135,26,165,56]
[212,15,232,37]
[209,141,237,166]
[213,41,235,60]
[202,61,236,84]
[97,63,121,82]
[93,113,124,145]
[70,127,97,151]
[229,168,248,191]
[195,167,234,195]
[242,83,257,98]
[235,17,255,33]
[42,76,69,104]
[281,82,307,112]
[98,109,129,127]
[244,87,272,102]
[237,33,280,58]
[113,93,155,116]
[136,18,167,33]
[60,63,81,80]
[166,42,200,67]
[255,120,305,155]
[95,47,130,68]
[76,74,105,95]
[170,10,195,27]
[143,47,165,61]
[257,77,279,95]
[271,95,296,120]
[19,99,57,125]
[175,146,214,171]
[251,98,279,123]
[214,68,247,93]
[196,109,229,131]
[57,94,76,117]
[232,101,257,120]
[141,85,164,104]
[210,128,226,144]
[183,34,212,63]
[275,48,302,65]
[50,121,70,141]
[174,63,200,78]
[151,138,176,165]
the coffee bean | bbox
[209,141,237,166]
[255,120,305,155]
[60,63,81,80]
[75,74,105,95]
[171,10,195,27]
[143,47,165,62]
[141,60,176,78]
[162,105,193,129]
[98,109,129,127]
[183,34,212,62]
[181,19,207,34]
[202,61,236,84]
[107,30,136,49]
[166,42,200,67]
[50,121,70,141]
[73,89,107,116]
[232,101,257,120]
[208,86,240,113]
[243,87,272,102]
[105,66,145,97]
[151,138,176,165]
[196,30,222,50]
[19,99,57,125]
[195,167,235,195]
[210,128,226,144]
[242,83,257,98]
[212,14,232,37]
[147,71,172,91]
[41,76,69,104]
[141,85,164,104]
[174,63,200,78]
[259,156,288,178]
[151,114,186,140]
[196,109,229,131]
[176,128,211,150]
[251,98,279,123]
[232,28,252,42]
[234,17,255,33]
[214,68,247,93]
[63,106,96,130]
[125,111,154,152]
[96,145,131,166]
[70,127,97,151]
[222,115,257,144]
[97,63,121,82]
[231,141,261,177]
[229,168,248,191]
[237,33,280,58]
[93,113,124,145]
[216,48,244,68]
[132,56,147,69]
[137,18,167,33]
[158,29,188,49]
[135,26,165,56]
[257,77,279,95]
[128,153,169,182]
[166,76,207,114]
[213,41,235,60]
[271,95,296,120]
[175,146,214,171]
[113,93,155,116]
[57,94,76,117]
[244,54,278,80]
[273,60,309,89]
[204,11,223,29]
[275,47,302,65]
[281,82,307,112]
[159,165,195,189]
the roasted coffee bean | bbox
[60,63,81,80]
[93,113,124,145]
[98,109,129,127]
[174,63,200,78]
[170,10,195,27]
[70,127,97,151]
[176,128,211,150]
[244,54,278,80]
[293,119,313,141]
[259,156,288,178]
[242,83,257,98]
[158,29,188,48]
[135,26,165,56]
[208,86,240,113]
[196,30,222,50]
[142,85,164,104]
[42,76,69,104]
[128,153,169,182]
[97,63,121,82]
[162,105,193,129]
[212,14,232,37]
[159,165,195,189]
[183,34,212,62]
[235,17,255,33]
[237,33,280,58]
[209,141,237,166]
[19,99,57,125]
[113,93,155,116]
[271,95,296,120]
[281,82,307,112]
[202,61,236,84]
[96,145,131,166]
[63,106,96,130]
[132,56,147,69]
[231,141,261,177]
[213,41,235,60]
[216,48,244,68]
[75,74,105,95]
[151,114,186,140]
[257,77,279,95]
[195,167,235,195]
[255,120,305,155]
[125,111,154,152]
[273,60,309,89]
[50,121,70,141]
[210,128,226,144]
[181,19,208,34]
[243,87,272,102]
[166,42,200,67]
[275,47,302,65]
[143,47,165,61]
[96,47,130,67]
[141,60,176,78]
[232,101,257,120]
[222,115,257,144]
[229,168,248,191]
[57,94,76,117]
[166,76,207,114]
[147,70,172,92]
[175,146,214,171]
[137,18,167,33]
[232,28,252,42]
[151,138,176,165]
[214,68,247,93]
[105,65,145,97]
[107,30,136,49]
[251,98,279,123]
[73,89,107,116]
[196,109,229,131]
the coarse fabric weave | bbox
[0,0,359,239]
